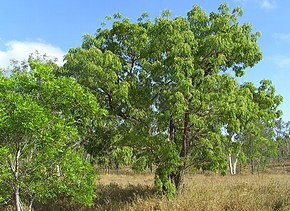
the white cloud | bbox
[234,0,277,10]
[234,0,247,5]
[260,0,276,9]
[273,33,290,43]
[272,55,290,69]
[0,40,65,68]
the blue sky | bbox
[1,0,290,121]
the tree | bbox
[223,80,282,174]
[62,4,281,197]
[274,119,290,164]
[0,59,104,210]
[235,121,278,174]
[224,135,244,175]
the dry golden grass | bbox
[3,170,290,210]
[93,172,290,211]
[127,173,290,211]
[47,169,285,211]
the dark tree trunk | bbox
[171,111,190,196]
[169,118,176,141]
[170,167,185,196]
[251,159,254,174]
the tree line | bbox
[0,3,289,210]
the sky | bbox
[0,0,290,121]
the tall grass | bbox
[128,173,290,211]
[2,171,290,210]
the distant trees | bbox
[275,119,290,164]
[223,79,283,175]
[223,118,290,175]
[235,121,278,174]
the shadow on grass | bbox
[32,183,156,211]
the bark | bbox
[169,118,176,141]
[172,111,190,196]
[13,141,22,211]
[170,167,185,196]
[15,186,21,211]
[54,164,61,177]
[229,153,239,175]
[233,157,238,175]
[28,197,34,211]
[251,159,254,174]
[229,154,233,175]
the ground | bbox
[2,167,290,210]
[94,170,290,211]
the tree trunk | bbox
[169,118,176,141]
[15,186,21,211]
[54,164,61,177]
[229,154,233,175]
[251,159,254,174]
[13,141,22,211]
[28,197,34,211]
[233,157,238,175]
[169,168,184,196]
[229,153,238,175]
[172,111,190,196]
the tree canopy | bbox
[0,58,105,210]
[62,3,282,197]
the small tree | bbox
[223,80,282,175]
[0,59,104,210]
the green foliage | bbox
[154,141,182,197]
[0,146,11,204]
[154,174,176,198]
[112,146,133,167]
[132,156,148,173]
[190,136,227,174]
[61,3,281,197]
[0,4,284,208]
[0,58,102,208]
[232,120,279,173]
[275,119,290,162]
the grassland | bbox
[3,168,290,210]
[96,172,290,211]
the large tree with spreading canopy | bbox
[62,3,281,197]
